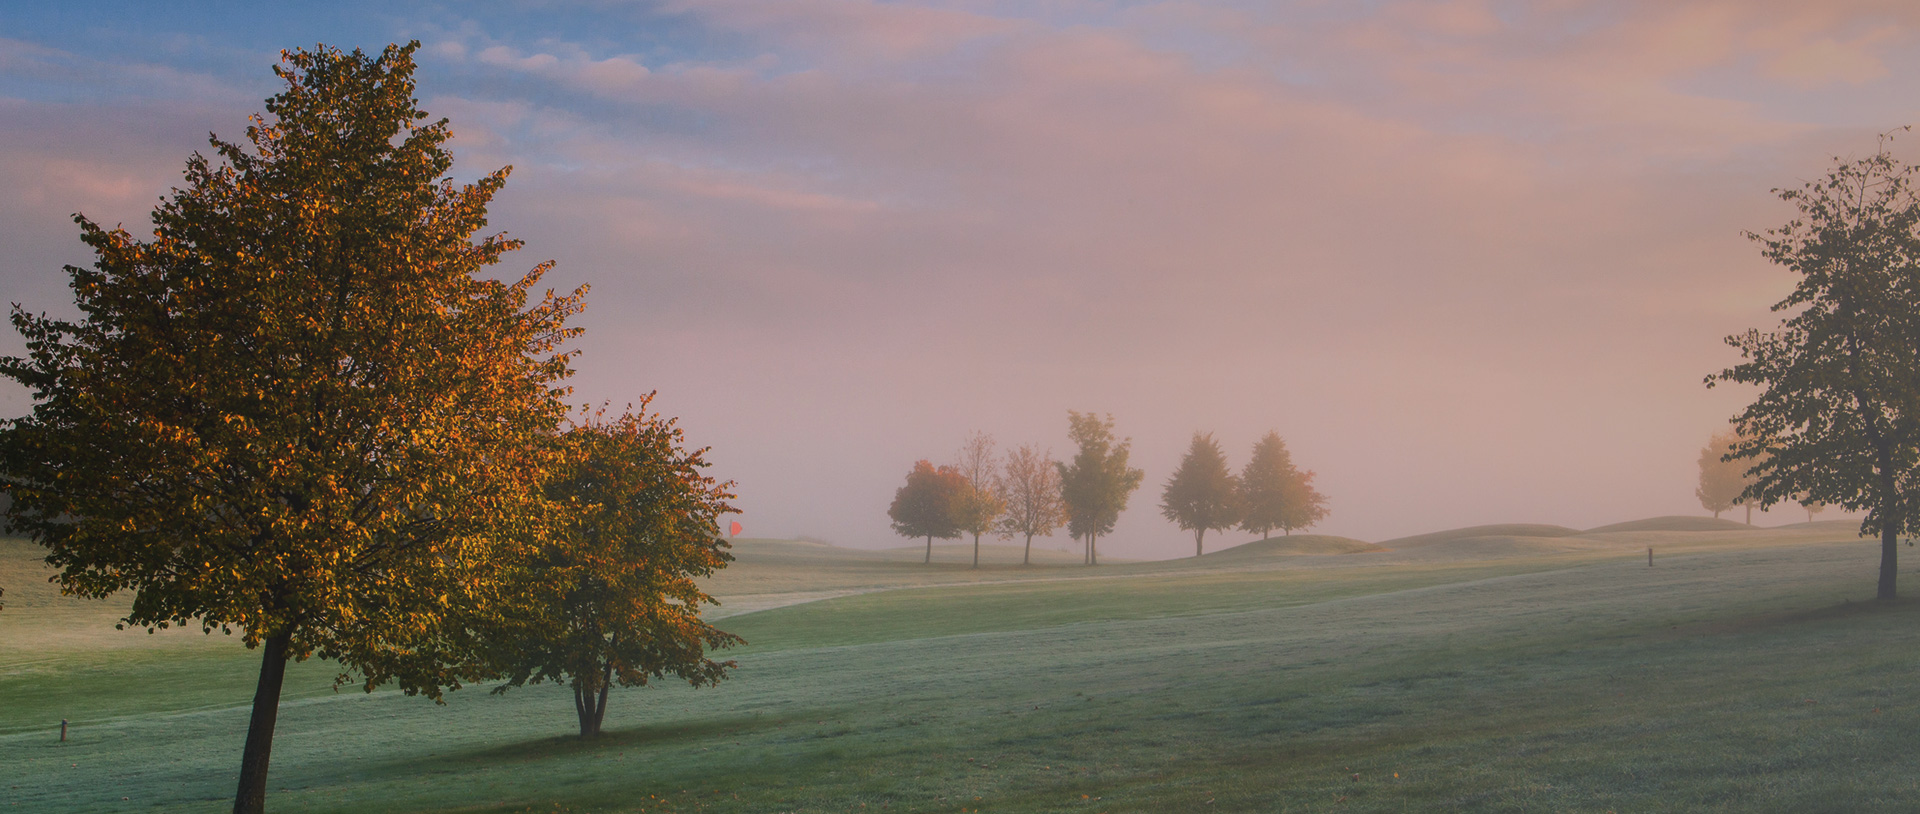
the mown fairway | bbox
[6,521,1920,812]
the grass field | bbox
[4,519,1918,812]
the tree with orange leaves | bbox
[889,459,966,563]
[0,43,581,814]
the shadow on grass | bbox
[412,708,828,771]
[1663,594,1919,640]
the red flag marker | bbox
[729,521,742,536]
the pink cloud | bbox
[663,0,1026,62]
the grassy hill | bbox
[1584,515,1756,533]
[1201,533,1384,559]
[5,523,1916,812]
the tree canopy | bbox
[997,443,1066,565]
[1057,412,1144,566]
[0,43,582,813]
[1161,432,1240,557]
[888,459,966,563]
[1238,432,1328,538]
[483,401,740,739]
[952,431,1006,569]
[1694,429,1752,521]
[1710,137,1920,600]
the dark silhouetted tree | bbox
[0,43,581,814]
[484,400,741,739]
[1161,432,1240,557]
[1710,134,1920,600]
[1057,412,1144,566]
[998,443,1066,565]
[888,460,966,563]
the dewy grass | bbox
[3,526,1915,812]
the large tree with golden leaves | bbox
[0,43,581,814]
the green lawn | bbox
[4,522,1916,812]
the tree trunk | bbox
[1745,503,1752,525]
[1194,528,1204,557]
[925,535,932,564]
[1089,533,1099,566]
[575,669,613,738]
[232,631,292,814]
[1880,525,1898,601]
[1023,533,1032,566]
[972,532,980,569]
[580,660,616,737]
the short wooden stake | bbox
[60,719,68,742]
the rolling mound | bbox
[1583,516,1754,534]
[1203,534,1385,559]
[1378,524,1582,549]
[1773,519,1865,532]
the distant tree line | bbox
[1162,431,1328,556]
[889,417,1327,564]
[1695,427,1824,524]
[889,412,1143,566]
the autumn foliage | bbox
[0,42,593,814]
[888,459,967,563]
[482,401,741,738]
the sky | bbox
[1,1,1913,558]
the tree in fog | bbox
[1057,412,1144,566]
[1161,432,1240,557]
[888,460,966,564]
[952,431,1006,569]
[1695,429,1752,520]
[1710,136,1920,600]
[998,443,1066,565]
[1799,495,1829,523]
[1238,432,1329,538]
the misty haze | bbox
[5,3,1920,813]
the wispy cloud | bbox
[4,1,1918,551]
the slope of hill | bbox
[1583,516,1754,533]
[1202,534,1384,559]
[1377,523,1583,549]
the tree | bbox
[0,43,582,814]
[1238,432,1328,538]
[1695,429,1752,520]
[1277,466,1331,535]
[484,401,741,739]
[1161,432,1240,557]
[952,431,1006,569]
[1800,495,1830,523]
[997,443,1066,565]
[1056,412,1144,566]
[888,460,965,563]
[1709,136,1920,600]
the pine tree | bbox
[1161,432,1240,556]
